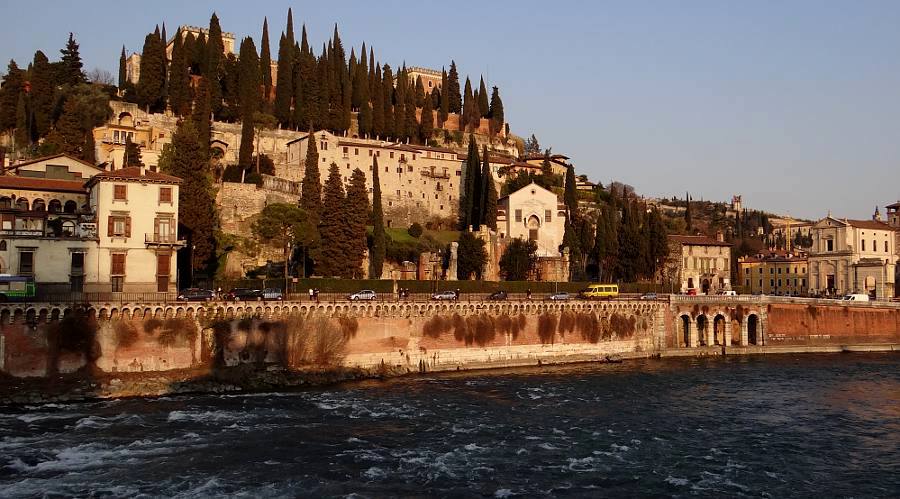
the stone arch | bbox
[117,111,134,127]
[31,199,45,212]
[713,313,729,346]
[48,199,62,213]
[747,313,761,345]
[678,314,692,348]
[64,200,77,214]
[696,314,710,347]
[15,197,28,211]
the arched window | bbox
[0,240,6,251]
[64,200,77,214]
[48,199,62,213]
[0,197,11,209]
[62,220,76,237]
[15,198,29,211]
[32,199,46,212]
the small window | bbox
[862,240,866,251]
[886,241,889,252]
[545,209,551,222]
[18,250,34,276]
[114,184,127,201]
[390,152,394,159]
[355,148,359,155]
[515,209,522,222]
[159,187,172,204]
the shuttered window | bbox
[107,216,131,237]
[111,253,126,275]
[113,184,127,201]
[159,187,172,204]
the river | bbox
[1,353,899,497]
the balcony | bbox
[145,233,185,247]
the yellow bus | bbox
[580,284,619,300]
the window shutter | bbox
[107,216,114,237]
[157,254,170,274]
[125,217,131,237]
[153,218,160,238]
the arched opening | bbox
[680,315,691,347]
[15,198,29,211]
[748,314,760,345]
[701,278,711,295]
[64,200,77,214]
[117,112,134,127]
[713,314,727,346]
[31,199,45,212]
[526,215,540,242]
[696,315,708,346]
[48,199,62,213]
[0,197,11,209]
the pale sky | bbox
[2,0,899,220]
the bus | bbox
[580,283,619,300]
[0,275,36,301]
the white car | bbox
[548,292,571,301]
[431,290,458,301]
[348,290,377,301]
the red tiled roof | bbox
[845,219,896,231]
[86,167,181,186]
[668,235,732,247]
[0,176,87,194]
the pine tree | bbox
[447,61,461,113]
[489,85,504,132]
[477,76,489,118]
[58,33,86,86]
[457,231,487,280]
[370,155,386,278]
[44,99,83,156]
[259,17,273,107]
[419,91,434,144]
[118,46,127,88]
[274,32,293,126]
[237,37,260,169]
[167,29,193,116]
[159,119,218,274]
[300,130,322,227]
[123,135,143,166]
[481,145,497,230]
[30,51,55,138]
[439,68,449,126]
[345,168,370,278]
[206,13,225,117]
[136,30,165,112]
[316,163,349,277]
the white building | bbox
[0,155,182,294]
[496,183,566,257]
[808,216,897,299]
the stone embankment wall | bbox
[766,303,900,346]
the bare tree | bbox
[86,68,115,85]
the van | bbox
[842,294,870,302]
[581,284,619,300]
[718,290,737,296]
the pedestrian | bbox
[314,288,320,304]
[526,288,532,300]
[217,287,222,301]
[308,288,314,302]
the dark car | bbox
[488,290,508,301]
[640,292,658,301]
[226,288,262,301]
[177,288,215,302]
[548,292,572,301]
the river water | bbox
[1,353,899,498]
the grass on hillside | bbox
[367,227,460,245]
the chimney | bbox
[715,230,724,242]
[139,164,146,176]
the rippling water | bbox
[1,354,899,498]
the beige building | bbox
[405,67,443,94]
[125,25,235,85]
[497,183,566,258]
[0,156,181,294]
[666,235,732,294]
[738,250,808,296]
[808,216,897,299]
[286,131,464,227]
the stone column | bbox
[687,319,696,348]
[740,320,749,346]
[724,319,732,346]
[706,318,715,347]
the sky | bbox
[2,0,899,221]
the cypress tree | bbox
[274,32,294,126]
[685,192,693,231]
[191,76,212,156]
[219,53,240,122]
[477,76,489,118]
[83,128,95,164]
[393,67,406,140]
[564,165,578,216]
[345,168,370,278]
[192,32,207,75]
[315,51,330,130]
[368,46,376,97]
[447,61,461,113]
[161,23,167,47]
[371,63,384,138]
[0,60,23,132]
[489,85,504,134]
[414,76,425,108]
[206,13,225,117]
[159,119,218,274]
[123,135,143,166]
[58,33,86,86]
[460,136,482,230]
[316,163,349,277]
[439,68,449,126]
[481,145,497,230]
[259,17,273,107]
[404,80,417,142]
[118,46,127,88]
[419,91,433,143]
[458,138,475,230]
[357,64,373,137]
[348,48,359,109]
[381,64,394,140]
[136,30,165,112]
[300,130,322,227]
[431,86,441,112]
[182,33,195,76]
[168,29,193,116]
[370,155,386,278]
[44,99,83,156]
[30,51,55,138]
[462,77,475,130]
[14,92,29,148]
[237,37,260,169]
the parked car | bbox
[548,292,571,301]
[685,288,698,296]
[349,290,377,301]
[260,288,283,300]
[580,284,619,300]
[639,292,658,301]
[431,290,459,301]
[177,288,215,302]
[717,290,738,296]
[488,290,508,301]
[226,288,262,301]
[842,294,870,302]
